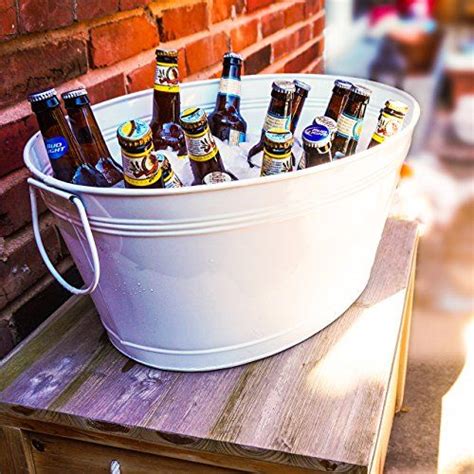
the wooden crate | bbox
[0,218,418,473]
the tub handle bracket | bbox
[28,178,100,295]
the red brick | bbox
[211,0,244,23]
[157,2,208,41]
[0,38,88,109]
[305,0,322,16]
[18,0,73,34]
[312,14,325,37]
[284,1,305,27]
[76,0,119,21]
[185,32,228,75]
[273,33,297,61]
[0,214,64,311]
[244,44,271,74]
[231,18,258,52]
[0,168,47,237]
[246,0,272,13]
[87,74,127,105]
[0,0,17,40]
[127,60,155,93]
[0,115,37,178]
[261,10,284,38]
[119,0,150,11]
[90,15,159,67]
[177,48,187,79]
[306,57,324,74]
[284,42,318,73]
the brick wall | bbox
[0,0,325,356]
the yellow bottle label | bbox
[261,149,293,176]
[372,110,404,143]
[154,61,180,93]
[185,127,219,162]
[121,146,162,187]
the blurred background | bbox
[0,0,472,471]
[325,0,474,471]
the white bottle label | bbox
[263,112,291,132]
[336,113,363,140]
[228,129,245,146]
[372,111,404,143]
[219,77,241,97]
[261,150,293,176]
[185,127,219,162]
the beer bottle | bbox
[298,124,332,170]
[180,107,234,185]
[150,49,187,156]
[290,80,311,134]
[324,79,353,122]
[28,88,107,186]
[62,88,123,186]
[313,115,337,141]
[157,153,183,188]
[117,119,164,188]
[368,100,408,149]
[261,128,294,177]
[332,84,372,158]
[208,52,247,146]
[247,80,295,165]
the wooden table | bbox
[0,219,418,474]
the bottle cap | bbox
[351,84,372,98]
[334,79,353,91]
[272,80,296,96]
[223,51,243,62]
[313,115,337,135]
[117,119,153,149]
[155,49,179,59]
[385,100,409,115]
[294,80,311,97]
[27,88,57,103]
[302,124,331,148]
[203,172,232,184]
[264,127,294,150]
[61,88,88,101]
[179,107,208,131]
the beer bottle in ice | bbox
[62,88,122,186]
[260,128,294,177]
[157,153,183,188]
[332,84,372,157]
[117,119,164,188]
[150,49,187,156]
[247,80,295,165]
[208,52,247,146]
[298,124,332,169]
[368,100,408,149]
[324,79,353,122]
[28,88,108,186]
[179,107,234,185]
[290,80,311,134]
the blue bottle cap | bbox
[302,124,331,148]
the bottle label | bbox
[163,170,183,188]
[228,129,245,146]
[121,147,162,187]
[203,171,232,184]
[298,155,306,170]
[218,77,241,97]
[261,149,293,176]
[154,61,180,93]
[336,113,363,141]
[185,127,219,162]
[372,111,404,144]
[263,111,291,132]
[45,136,69,160]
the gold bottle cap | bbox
[117,119,153,149]
[385,100,409,115]
[155,49,178,59]
[264,127,294,150]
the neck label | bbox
[336,112,363,141]
[218,77,241,97]
[372,110,404,143]
[121,146,162,187]
[185,127,219,162]
[263,111,291,132]
[154,61,180,93]
[261,149,293,176]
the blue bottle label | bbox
[45,136,69,160]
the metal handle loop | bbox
[28,178,100,295]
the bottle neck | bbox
[290,93,307,133]
[152,58,181,125]
[215,62,242,110]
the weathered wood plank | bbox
[0,218,418,472]
[0,426,35,473]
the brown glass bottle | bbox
[150,49,187,156]
[117,119,164,189]
[332,84,372,158]
[208,52,247,146]
[260,128,294,177]
[28,88,107,186]
[324,79,353,122]
[368,100,408,149]
[180,107,234,185]
[247,80,295,166]
[298,124,332,169]
[157,153,183,188]
[290,80,311,134]
[62,88,122,186]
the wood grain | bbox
[0,218,418,473]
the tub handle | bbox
[28,178,100,295]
